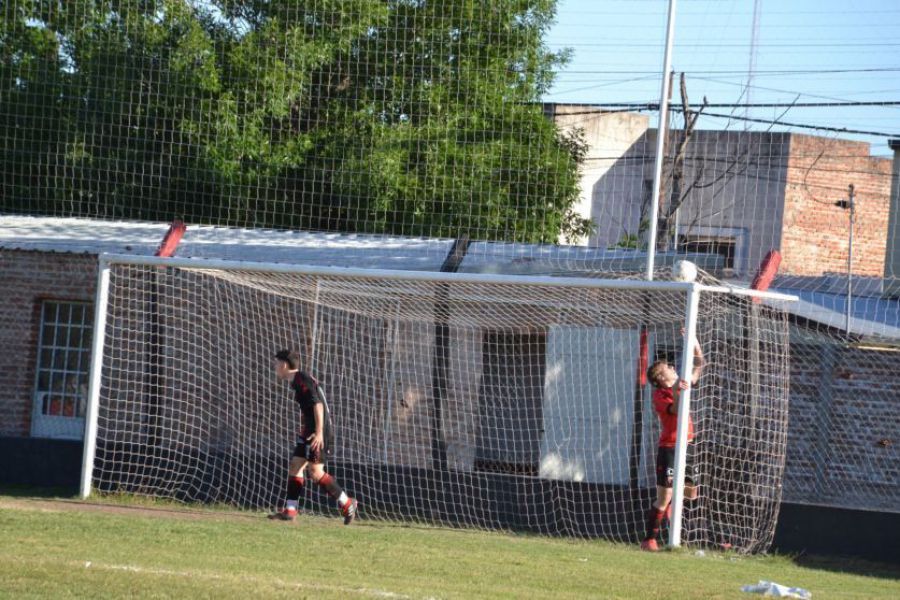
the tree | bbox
[1,1,225,219]
[655,72,707,252]
[0,0,590,243]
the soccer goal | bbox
[81,254,796,552]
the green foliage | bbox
[0,0,587,242]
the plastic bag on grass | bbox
[741,580,811,598]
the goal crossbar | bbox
[95,253,799,302]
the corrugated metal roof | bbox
[5,215,894,338]
[773,287,900,339]
[0,215,450,270]
[0,215,682,274]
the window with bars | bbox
[678,235,737,271]
[31,301,93,439]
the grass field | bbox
[1,491,898,599]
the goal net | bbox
[4,1,897,523]
[84,255,793,553]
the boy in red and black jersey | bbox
[268,350,357,524]
[290,368,334,465]
[640,337,703,551]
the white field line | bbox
[73,559,414,599]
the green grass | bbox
[1,494,898,599]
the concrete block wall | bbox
[784,336,900,512]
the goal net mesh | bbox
[2,0,896,525]
[90,260,791,553]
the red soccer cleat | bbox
[267,508,297,521]
[640,538,659,552]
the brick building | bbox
[0,252,97,439]
[549,106,894,280]
[0,216,674,445]
[1,215,897,523]
[782,135,892,278]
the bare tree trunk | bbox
[657,73,706,252]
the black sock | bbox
[317,473,345,501]
[286,475,304,502]
[644,506,666,541]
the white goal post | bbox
[81,253,797,552]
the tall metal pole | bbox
[846,184,855,333]
[81,258,111,498]
[668,283,700,547]
[646,0,678,281]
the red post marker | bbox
[638,328,649,386]
[155,220,186,258]
[749,250,781,302]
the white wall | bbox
[539,326,653,486]
[583,127,790,275]
[549,105,650,247]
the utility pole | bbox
[745,0,762,120]
[646,0,678,280]
[835,184,855,333]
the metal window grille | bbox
[32,301,93,437]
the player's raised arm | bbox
[690,338,704,384]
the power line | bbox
[684,76,900,108]
[552,68,900,75]
[578,156,894,195]
[557,6,900,16]
[581,154,893,178]
[572,101,900,109]
[553,22,900,30]
[551,42,900,48]
[545,103,900,137]
[693,110,900,138]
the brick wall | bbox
[578,124,893,279]
[782,135,892,277]
[784,334,900,512]
[0,250,97,436]
[2,249,897,513]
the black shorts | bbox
[655,446,700,488]
[292,435,331,465]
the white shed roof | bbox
[0,215,669,275]
[0,215,453,270]
[3,215,897,340]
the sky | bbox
[543,0,900,156]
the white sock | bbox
[286,500,299,512]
